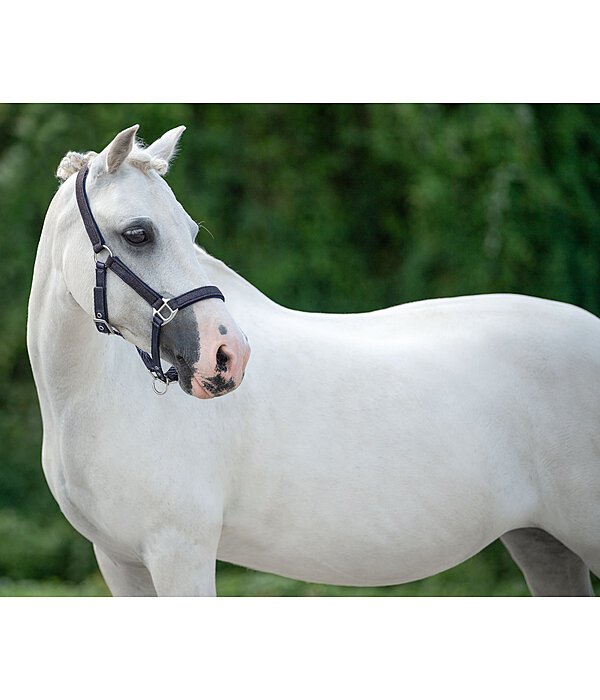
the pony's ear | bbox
[104,124,139,174]
[146,125,186,164]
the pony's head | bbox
[54,124,250,399]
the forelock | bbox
[126,144,169,176]
[56,150,97,181]
[56,142,169,182]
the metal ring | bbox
[94,244,113,264]
[152,377,170,395]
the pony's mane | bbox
[56,142,169,182]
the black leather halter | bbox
[75,163,225,394]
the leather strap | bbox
[93,261,111,333]
[106,255,162,306]
[169,286,224,311]
[75,165,105,253]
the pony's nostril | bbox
[216,346,229,373]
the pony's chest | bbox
[41,415,157,548]
[42,445,116,550]
[43,403,225,546]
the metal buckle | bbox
[152,376,170,395]
[93,244,113,264]
[153,298,178,325]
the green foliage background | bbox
[1,103,599,596]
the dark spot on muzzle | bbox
[202,374,236,396]
[218,324,228,335]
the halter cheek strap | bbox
[75,163,225,395]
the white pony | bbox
[27,125,600,596]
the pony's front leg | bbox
[144,530,219,597]
[94,545,157,597]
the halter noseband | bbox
[75,163,225,395]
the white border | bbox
[1,599,596,699]
[2,2,599,102]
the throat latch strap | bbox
[74,164,225,393]
[93,260,111,334]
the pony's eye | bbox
[122,228,149,245]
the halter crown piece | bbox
[75,164,225,395]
